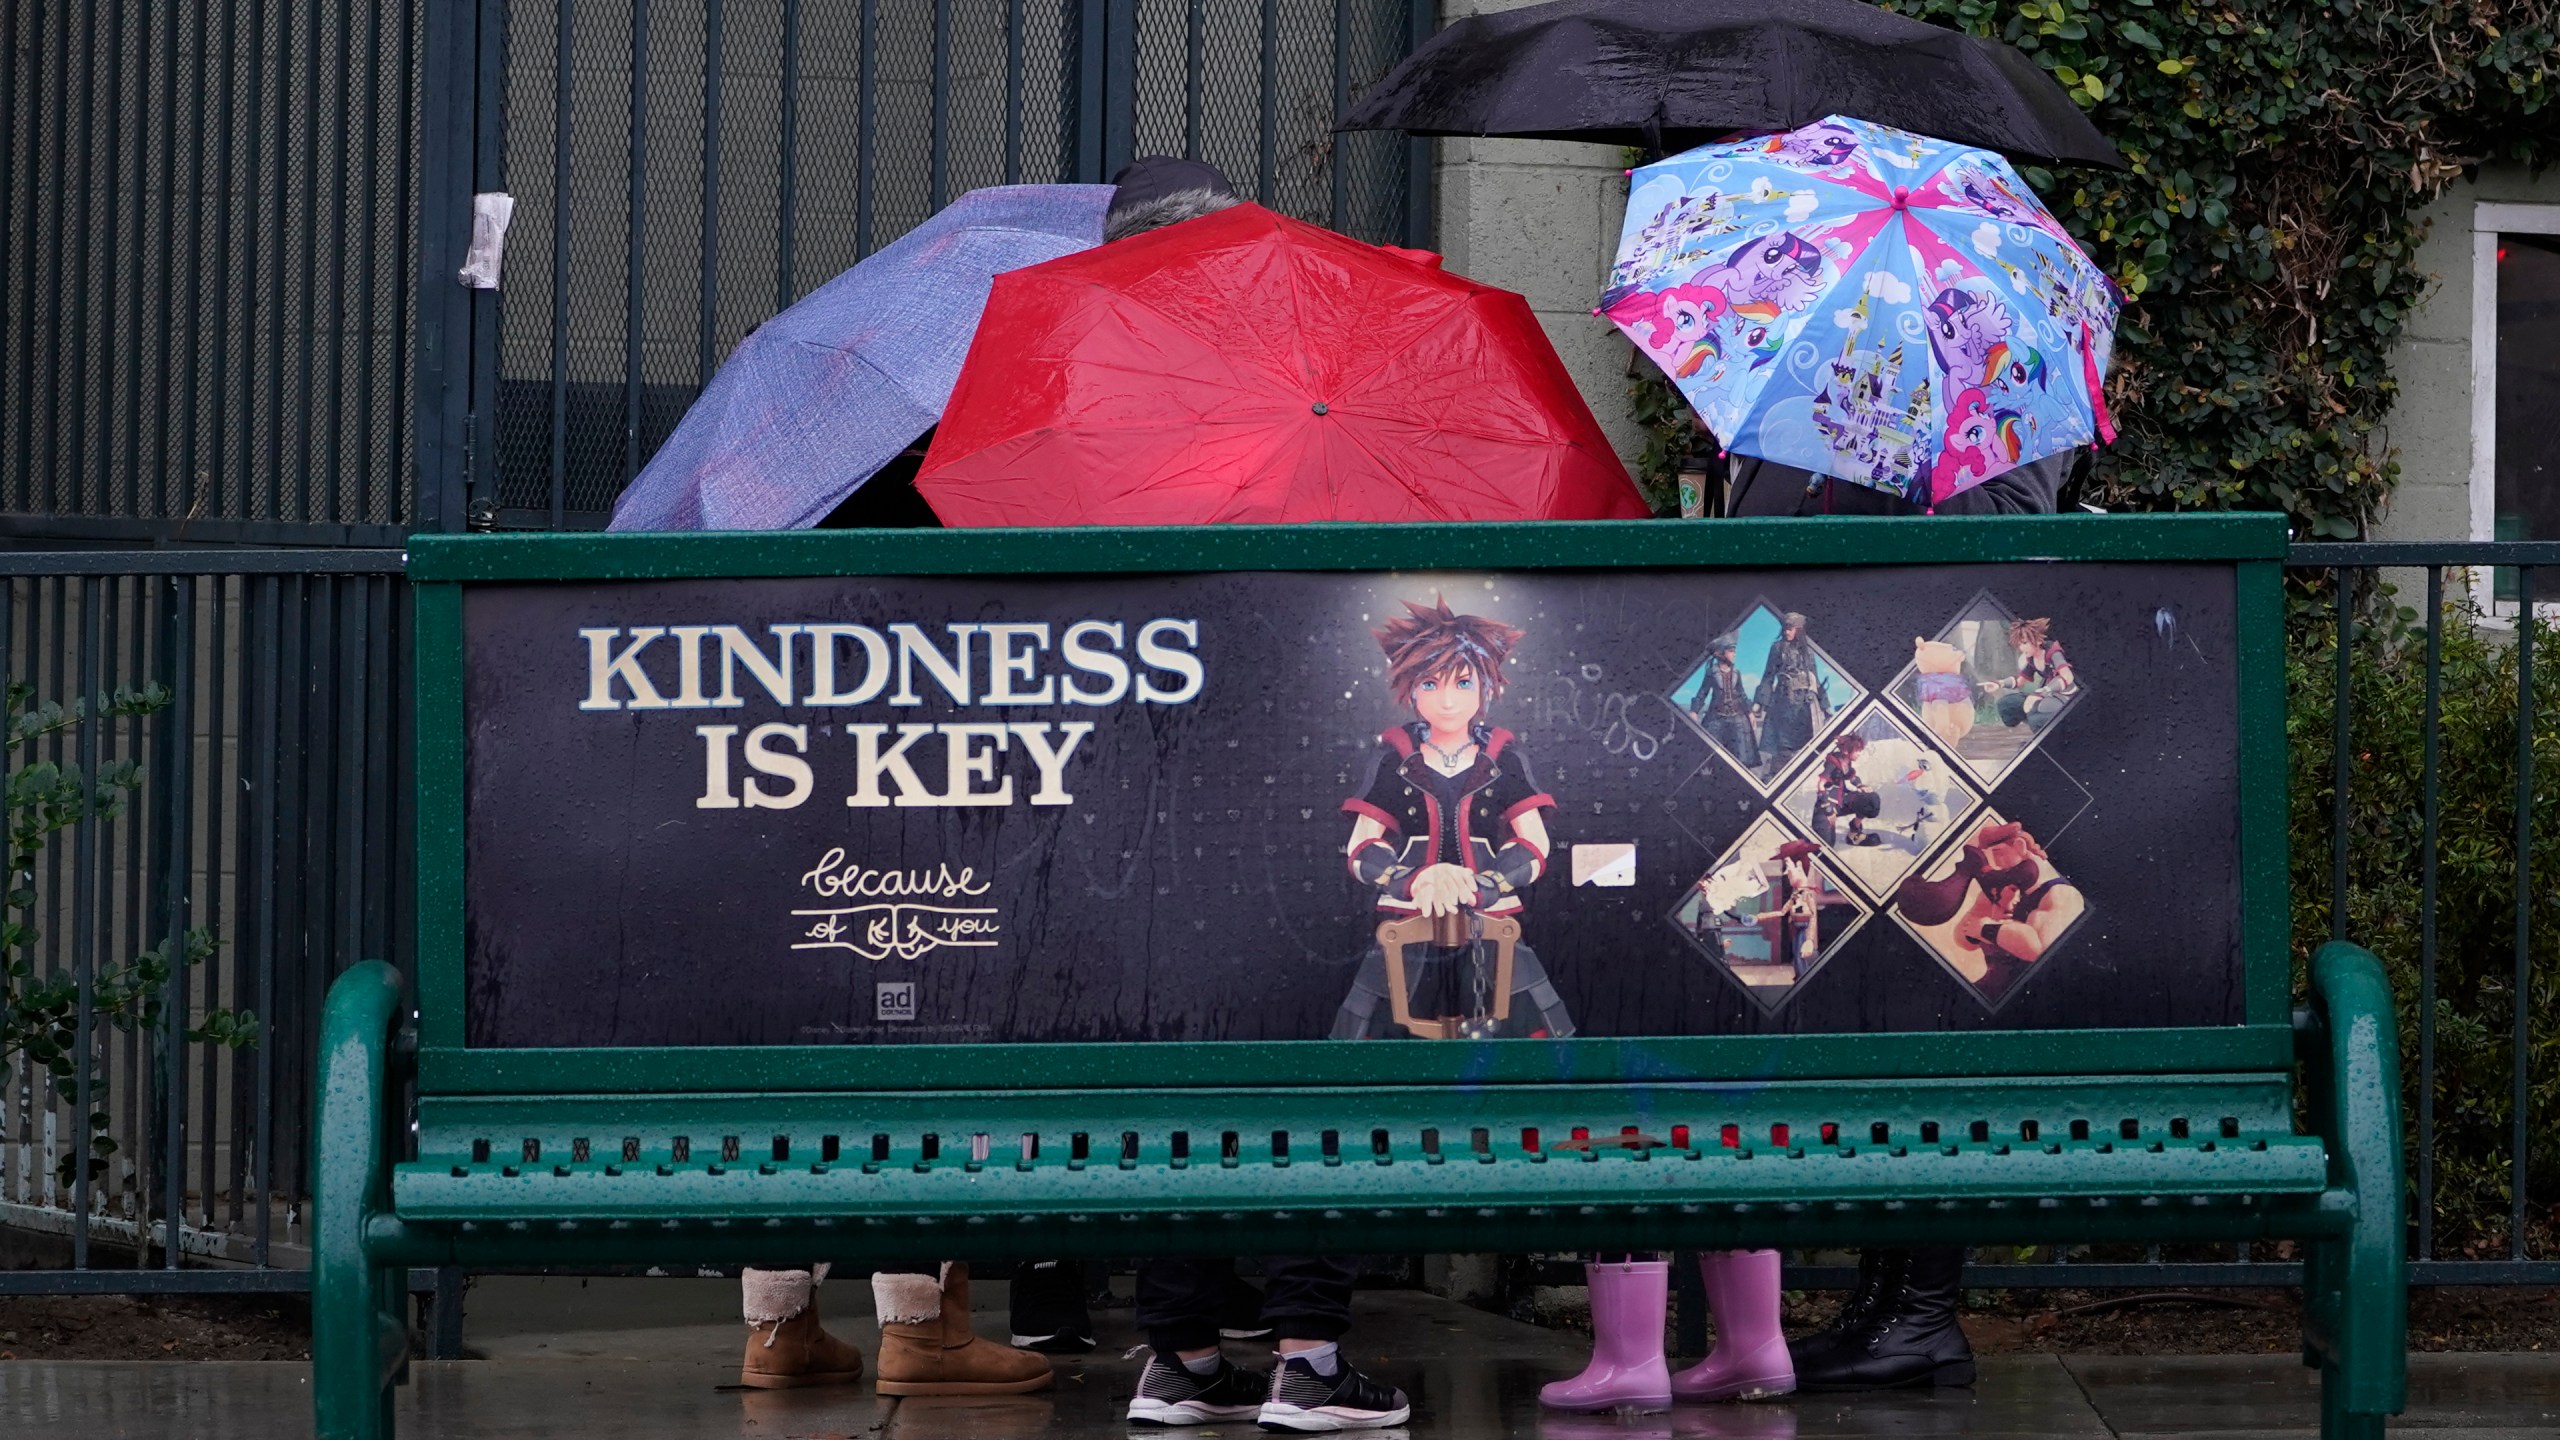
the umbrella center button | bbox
[1312,401,1330,416]
[1890,186,1911,209]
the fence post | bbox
[1103,0,1135,178]
[467,0,509,528]
[1403,0,1435,250]
[1069,0,1135,183]
[152,575,198,1267]
[414,0,483,535]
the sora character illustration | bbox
[1329,596,1575,1040]
[1981,617,2079,732]
[1811,733,1882,847]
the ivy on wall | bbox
[1631,1,2560,534]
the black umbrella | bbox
[1338,0,2125,170]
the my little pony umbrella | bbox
[1601,114,2119,508]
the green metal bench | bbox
[315,515,2403,1439]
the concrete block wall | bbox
[2376,165,2560,543]
[1430,2,1647,467]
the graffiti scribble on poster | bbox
[1774,703,1985,902]
[1667,815,1868,1014]
[1884,592,2086,789]
[1888,810,2088,1010]
[1666,600,1864,792]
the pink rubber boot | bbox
[1671,1250,1795,1402]
[1539,1260,1674,1413]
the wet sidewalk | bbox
[3,1284,2554,1438]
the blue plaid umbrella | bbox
[607,184,1112,532]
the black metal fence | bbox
[0,0,1427,545]
[470,0,1431,529]
[0,543,2549,1315]
[0,1,425,546]
[0,552,414,1297]
[0,0,2549,1320]
[2290,543,2558,1285]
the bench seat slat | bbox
[390,1134,2327,1222]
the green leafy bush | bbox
[1629,1,2560,534]
[2,681,255,1190]
[2288,579,2560,1254]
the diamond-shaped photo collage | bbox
[1884,594,2087,790]
[1774,704,1983,902]
[1666,601,1863,791]
[1666,815,1869,1015]
[1662,593,2092,1012]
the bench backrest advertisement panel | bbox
[458,559,2242,1049]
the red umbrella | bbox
[916,203,1648,525]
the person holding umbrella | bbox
[1599,115,2117,514]
[694,163,1260,1391]
[1601,113,2116,1392]
[1342,0,2124,1388]
[914,189,1648,526]
[1341,0,2124,521]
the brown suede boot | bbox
[873,1264,1054,1395]
[740,1267,866,1389]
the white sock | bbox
[1290,1342,1341,1376]
[1180,1352,1223,1376]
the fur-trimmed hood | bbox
[1103,185,1242,243]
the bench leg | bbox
[2303,943,2408,1440]
[2306,1230,2394,1440]
[315,1252,403,1440]
[2319,1370,2386,1440]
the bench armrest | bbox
[2299,940,2406,1416]
[314,961,412,1438]
[317,960,408,1245]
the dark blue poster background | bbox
[460,563,2241,1048]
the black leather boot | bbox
[1786,1248,1901,1370]
[1792,1246,1975,1391]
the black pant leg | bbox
[1137,1256,1237,1352]
[1260,1256,1361,1343]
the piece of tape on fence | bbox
[459,193,516,289]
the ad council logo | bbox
[875,982,916,1022]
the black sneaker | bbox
[1127,1353,1268,1427]
[1008,1259,1097,1354]
[1219,1274,1273,1340]
[1257,1355,1411,1432]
